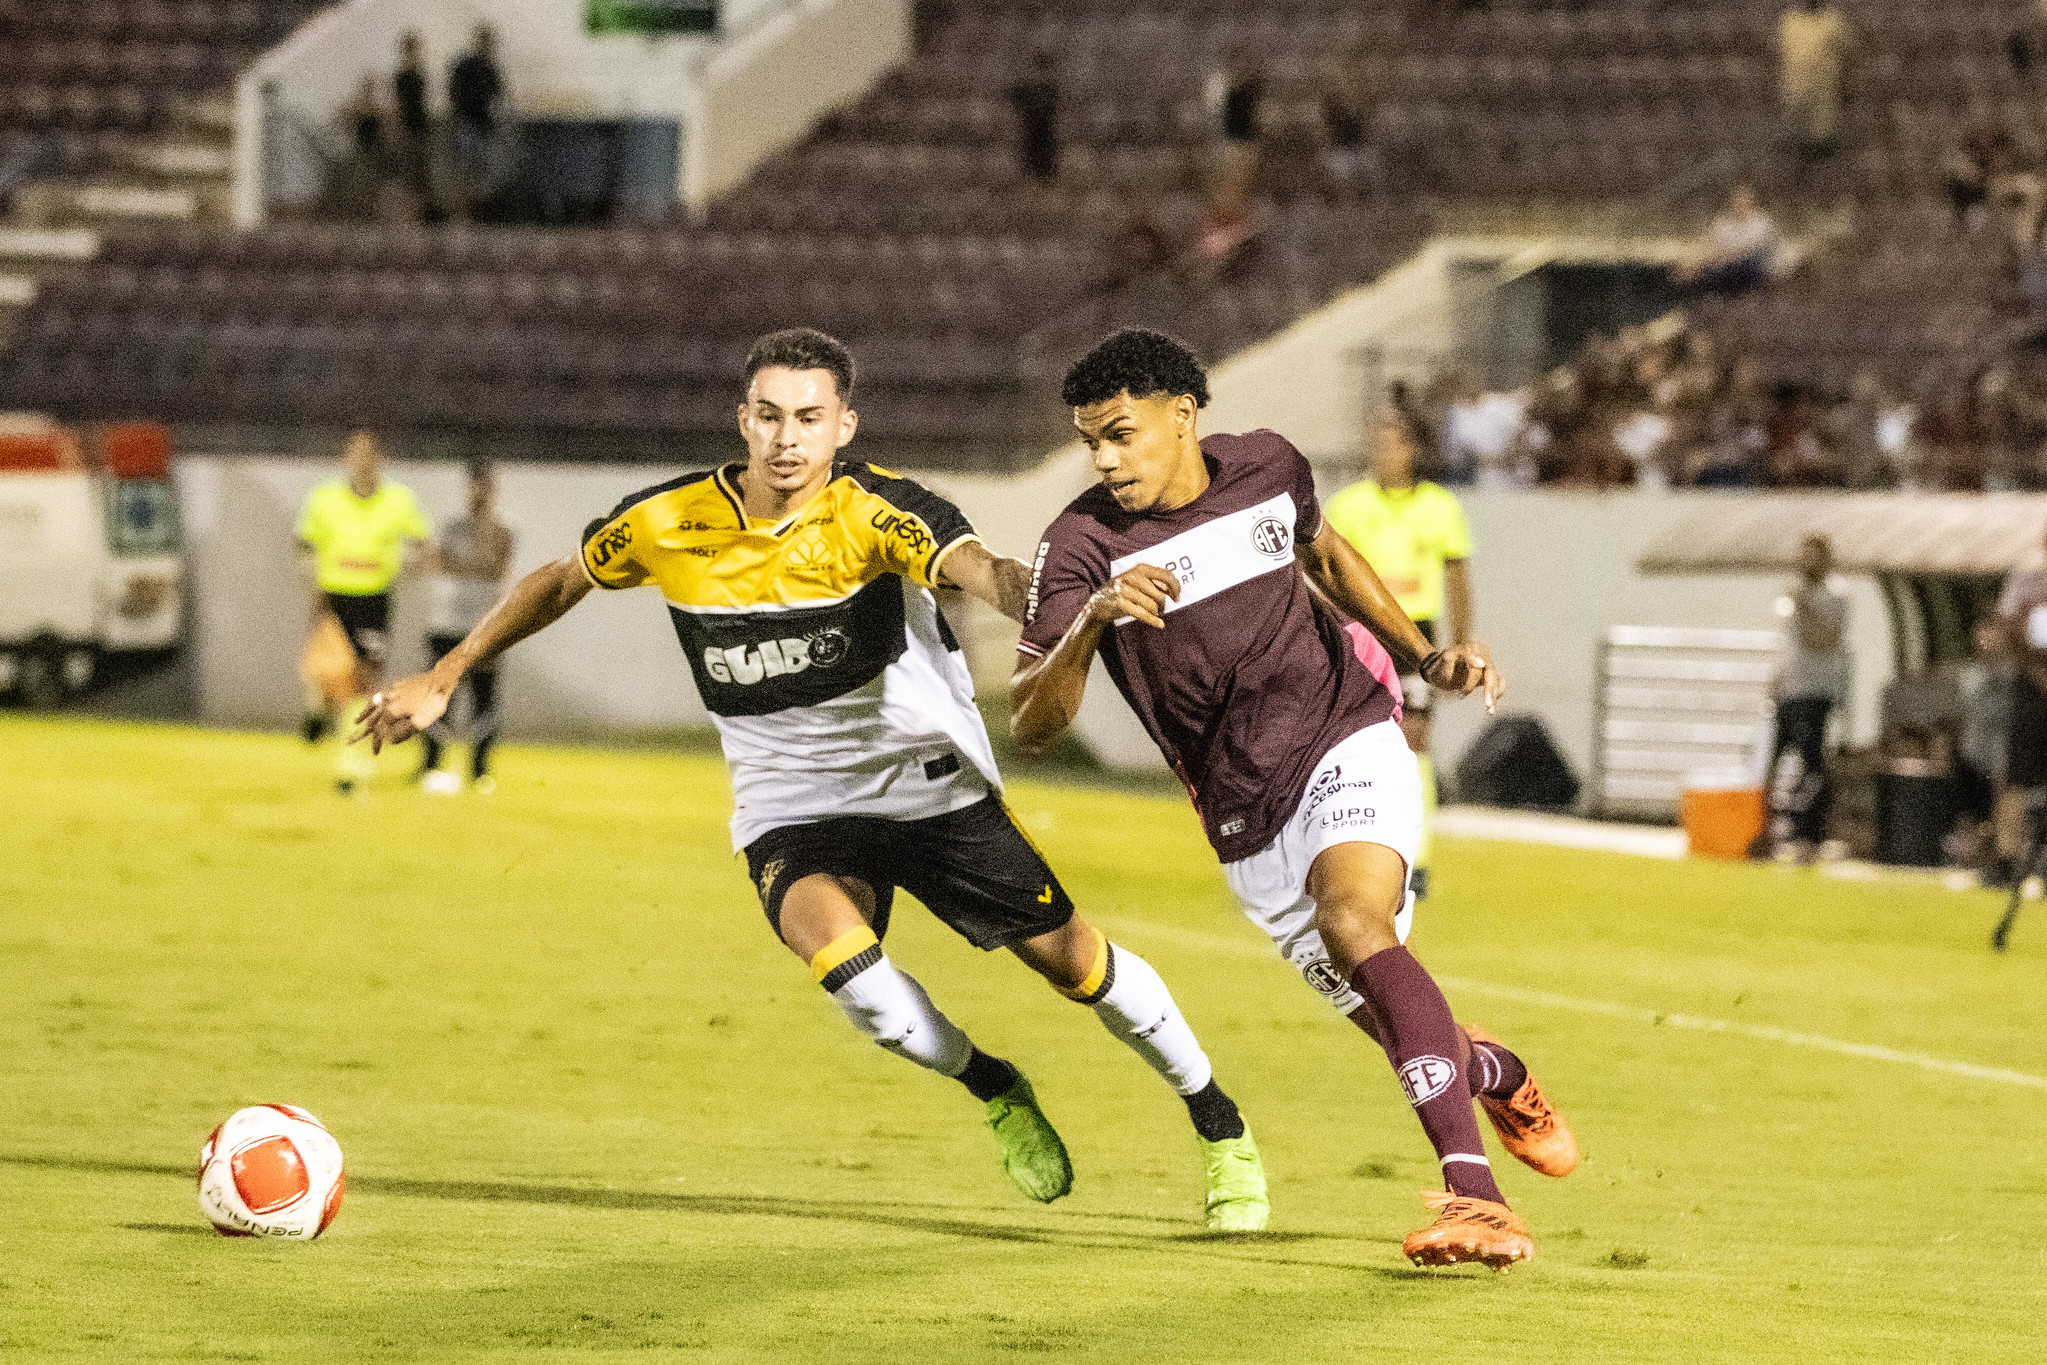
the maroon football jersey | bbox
[1019,429,1402,862]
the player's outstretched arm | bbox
[936,540,1033,623]
[1010,565,1179,755]
[351,556,591,752]
[1300,521,1504,712]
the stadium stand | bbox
[0,2,332,181]
[0,1,2040,473]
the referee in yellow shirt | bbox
[296,430,432,792]
[1323,414,1475,898]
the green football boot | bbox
[983,1071,1073,1203]
[1201,1128,1269,1233]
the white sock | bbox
[815,930,974,1077]
[1079,943,1213,1097]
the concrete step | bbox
[0,227,101,263]
[129,141,234,179]
[175,96,238,136]
[11,179,218,228]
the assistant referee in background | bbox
[296,430,432,793]
[1324,413,1476,898]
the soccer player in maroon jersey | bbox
[1011,329,1578,1269]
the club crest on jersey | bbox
[1398,1055,1458,1106]
[786,531,833,571]
[1250,515,1290,558]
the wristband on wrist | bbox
[1419,649,1448,683]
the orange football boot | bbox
[1402,1190,1534,1270]
[1465,1024,1578,1177]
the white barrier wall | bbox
[235,0,908,223]
[178,455,715,732]
[175,454,1887,805]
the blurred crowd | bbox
[322,24,507,224]
[1397,310,2047,493]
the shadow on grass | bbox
[121,1222,217,1236]
[12,1154,1408,1272]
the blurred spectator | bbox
[1914,384,1988,491]
[1825,370,1899,489]
[420,458,514,795]
[1006,52,1061,185]
[1680,186,1781,297]
[1990,522,2047,883]
[393,31,435,219]
[1185,183,1261,283]
[1779,0,1850,162]
[2012,1,2047,76]
[1952,619,2014,870]
[448,24,505,216]
[1207,46,1265,205]
[1440,370,1531,487]
[1106,193,1171,285]
[1764,383,1835,487]
[1942,103,2013,231]
[1999,171,2047,322]
[1318,58,1379,196]
[324,77,389,222]
[1766,533,1849,859]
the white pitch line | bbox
[1100,917,2047,1093]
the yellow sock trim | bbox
[1056,930,1110,1002]
[809,926,880,983]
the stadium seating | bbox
[0,0,2036,468]
[0,2,332,178]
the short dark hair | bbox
[1061,327,1210,410]
[744,327,855,402]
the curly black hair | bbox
[1060,327,1210,410]
[745,327,855,401]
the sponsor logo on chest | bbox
[1107,493,1297,622]
[704,628,851,685]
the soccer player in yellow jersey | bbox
[1322,415,1476,899]
[296,430,432,793]
[354,329,1268,1228]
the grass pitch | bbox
[3,715,2045,1363]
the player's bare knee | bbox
[1011,915,1098,994]
[777,873,877,961]
[1307,843,1408,974]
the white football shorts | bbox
[1222,719,1423,1015]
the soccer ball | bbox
[196,1105,346,1239]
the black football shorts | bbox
[743,793,1076,950]
[324,591,391,670]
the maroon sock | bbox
[1349,947,1507,1206]
[1468,1040,1530,1100]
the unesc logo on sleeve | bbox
[588,521,632,568]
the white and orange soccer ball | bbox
[196,1105,346,1239]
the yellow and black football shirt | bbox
[579,459,1003,850]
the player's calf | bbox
[1016,920,1266,1230]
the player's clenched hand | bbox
[350,671,452,753]
[1424,644,1506,714]
[1084,564,1181,629]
